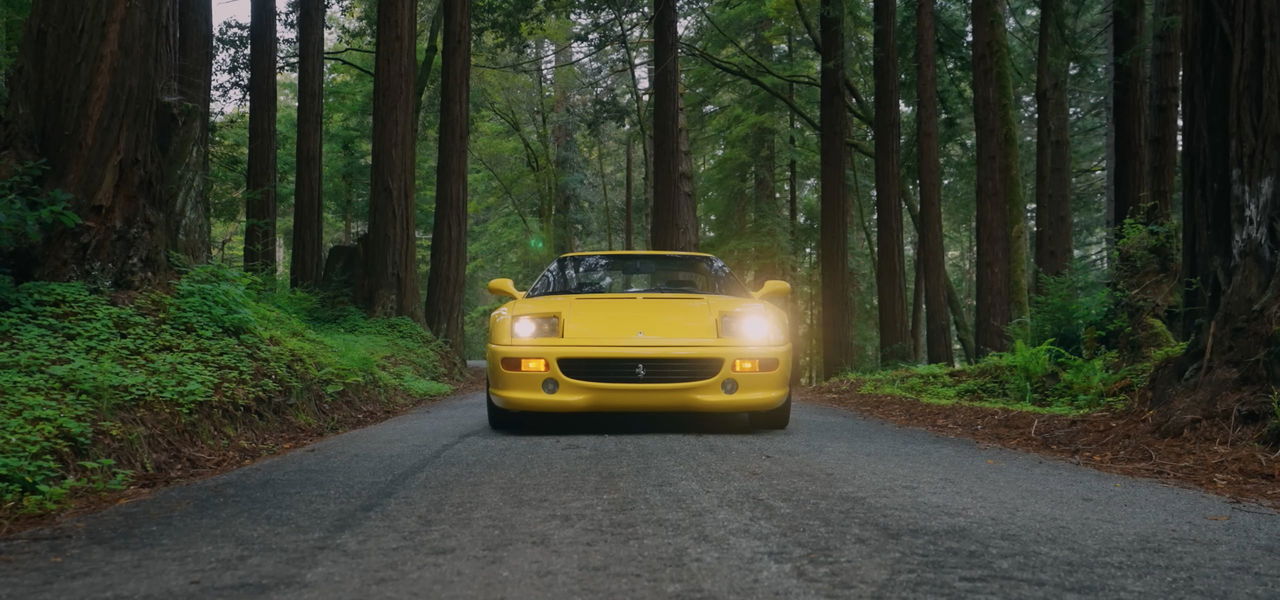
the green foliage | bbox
[0,161,79,251]
[1028,264,1115,355]
[857,341,1125,415]
[0,265,449,513]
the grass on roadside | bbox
[849,339,1187,416]
[0,263,452,515]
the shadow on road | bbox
[497,412,768,436]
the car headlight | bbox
[512,315,560,339]
[720,312,783,345]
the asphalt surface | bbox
[2,390,1279,599]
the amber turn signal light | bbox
[732,358,780,373]
[501,357,549,372]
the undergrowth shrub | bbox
[0,161,78,251]
[0,264,451,514]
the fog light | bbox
[732,358,780,373]
[541,378,559,394]
[721,378,738,395]
[501,357,548,372]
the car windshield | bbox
[525,254,750,298]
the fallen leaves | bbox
[804,383,1280,510]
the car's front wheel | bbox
[749,392,791,430]
[486,386,520,430]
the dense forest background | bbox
[1,0,1277,434]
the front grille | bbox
[557,358,723,384]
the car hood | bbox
[491,294,786,347]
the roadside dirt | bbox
[804,380,1280,510]
[0,369,484,538]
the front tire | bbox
[749,393,791,430]
[486,387,520,430]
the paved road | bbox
[3,391,1278,599]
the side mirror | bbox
[753,280,791,300]
[487,278,525,300]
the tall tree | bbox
[624,136,634,250]
[873,0,909,365]
[916,0,954,365]
[650,0,697,251]
[291,0,325,288]
[1147,0,1181,223]
[425,0,471,356]
[1157,0,1279,427]
[1034,0,1072,280]
[749,20,779,284]
[1112,0,1148,226]
[1,0,181,286]
[172,0,213,263]
[819,0,852,378]
[244,0,278,276]
[971,0,1026,355]
[551,23,578,255]
[366,0,422,320]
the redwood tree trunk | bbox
[1112,0,1149,226]
[244,0,278,276]
[172,0,213,264]
[1034,0,1073,280]
[749,21,778,285]
[1147,0,1181,223]
[971,0,1019,356]
[624,136,634,250]
[650,0,697,251]
[551,27,577,255]
[873,0,910,365]
[916,0,954,365]
[819,0,852,378]
[366,0,422,321]
[1155,0,1280,429]
[291,0,324,288]
[425,0,472,356]
[1,1,180,287]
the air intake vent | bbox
[557,358,723,384]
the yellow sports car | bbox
[485,251,792,430]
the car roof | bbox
[559,250,714,258]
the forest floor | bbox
[805,380,1280,509]
[0,370,485,538]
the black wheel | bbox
[486,386,520,430]
[749,393,791,430]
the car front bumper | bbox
[485,343,792,413]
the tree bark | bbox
[1034,0,1072,281]
[244,0,278,277]
[425,0,471,357]
[916,0,954,365]
[172,0,213,264]
[1112,0,1149,226]
[291,0,325,288]
[413,2,444,130]
[551,24,577,255]
[650,0,697,251]
[1154,0,1280,429]
[750,23,779,285]
[911,250,924,362]
[624,136,634,250]
[971,0,1025,355]
[1,0,180,287]
[598,144,613,250]
[819,0,852,378]
[1147,0,1181,224]
[366,0,422,321]
[873,0,910,365]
